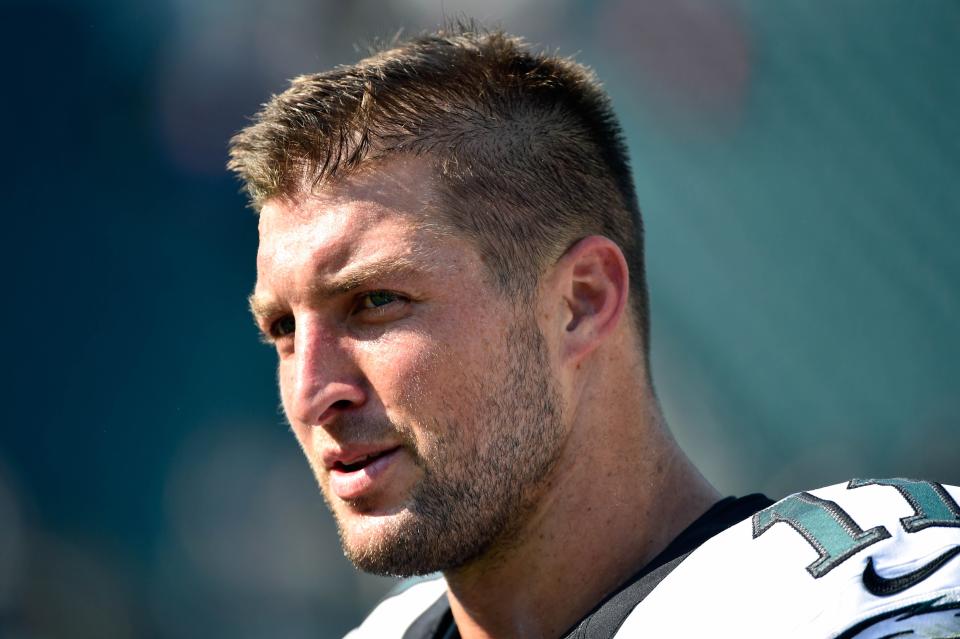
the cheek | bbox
[366,323,508,442]
[275,361,310,447]
[359,329,447,413]
[276,360,293,413]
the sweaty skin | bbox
[252,157,719,639]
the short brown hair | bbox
[228,26,650,358]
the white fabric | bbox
[615,481,960,638]
[345,576,447,639]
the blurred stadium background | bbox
[1,0,958,637]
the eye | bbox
[360,291,401,310]
[269,314,296,339]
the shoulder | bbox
[616,479,960,638]
[345,575,448,639]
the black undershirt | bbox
[403,493,774,639]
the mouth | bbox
[327,446,403,500]
[333,448,398,473]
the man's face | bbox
[251,160,567,576]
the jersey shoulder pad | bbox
[345,575,448,639]
[616,479,960,638]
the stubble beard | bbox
[333,317,567,577]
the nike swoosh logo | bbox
[862,545,960,597]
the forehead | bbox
[260,156,433,232]
[255,158,460,292]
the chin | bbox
[338,508,442,577]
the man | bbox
[229,27,960,639]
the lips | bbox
[333,449,395,472]
[325,445,402,500]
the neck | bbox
[441,371,720,639]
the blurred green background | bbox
[1,0,958,637]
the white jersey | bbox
[344,576,448,639]
[346,479,960,638]
[618,479,960,638]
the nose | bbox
[284,318,367,427]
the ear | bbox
[546,235,630,364]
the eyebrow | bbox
[248,254,423,325]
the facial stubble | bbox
[325,318,566,577]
